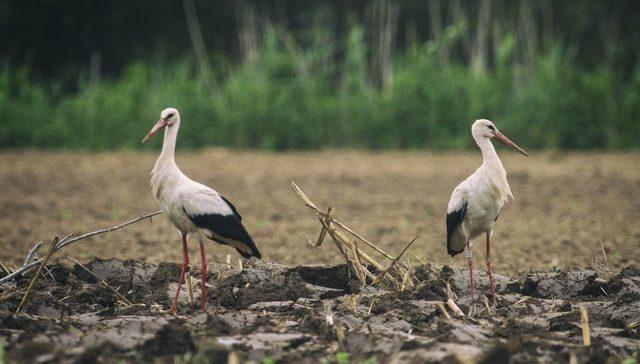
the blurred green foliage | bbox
[0,24,638,150]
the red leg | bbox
[486,231,497,306]
[466,238,475,302]
[199,239,207,312]
[170,233,189,315]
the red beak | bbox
[141,119,167,143]
[493,131,528,157]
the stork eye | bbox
[487,125,495,132]
[167,113,174,119]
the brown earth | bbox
[0,150,639,274]
[1,258,638,363]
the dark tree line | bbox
[2,0,639,90]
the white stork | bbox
[142,107,261,315]
[446,119,527,306]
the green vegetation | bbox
[1,24,638,150]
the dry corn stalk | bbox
[437,302,451,320]
[291,181,419,289]
[446,283,465,317]
[580,305,591,346]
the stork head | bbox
[141,108,180,143]
[472,119,528,157]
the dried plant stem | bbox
[372,235,419,286]
[599,238,608,264]
[322,218,375,284]
[66,257,133,306]
[330,218,408,270]
[569,352,578,364]
[332,227,385,273]
[580,305,591,346]
[24,241,55,281]
[318,217,352,267]
[314,207,334,247]
[16,237,58,313]
[0,260,11,276]
[400,257,414,290]
[185,270,195,306]
[347,239,367,285]
[437,302,451,320]
[55,211,162,251]
[0,211,163,285]
[446,283,465,317]
[291,181,407,270]
[24,241,44,266]
[291,181,419,288]
[483,296,493,315]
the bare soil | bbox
[1,258,638,363]
[1,150,638,274]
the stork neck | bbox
[477,135,502,168]
[159,122,179,162]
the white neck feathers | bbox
[150,121,182,200]
[476,134,513,201]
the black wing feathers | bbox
[446,202,467,256]
[220,195,242,221]
[185,204,261,259]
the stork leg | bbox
[170,232,189,315]
[485,231,497,306]
[466,238,475,302]
[199,239,207,312]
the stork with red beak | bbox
[142,108,261,315]
[446,119,527,306]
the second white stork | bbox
[142,107,261,315]
[446,119,527,306]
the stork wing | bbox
[181,189,261,259]
[446,186,468,256]
[220,194,242,221]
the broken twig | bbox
[16,237,58,313]
[23,241,44,266]
[0,210,163,285]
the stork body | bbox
[446,119,527,305]
[143,108,261,315]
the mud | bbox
[1,150,639,274]
[1,258,638,363]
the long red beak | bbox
[493,131,528,157]
[141,119,167,143]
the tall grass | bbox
[1,25,638,150]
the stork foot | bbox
[163,305,186,319]
[169,306,178,316]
